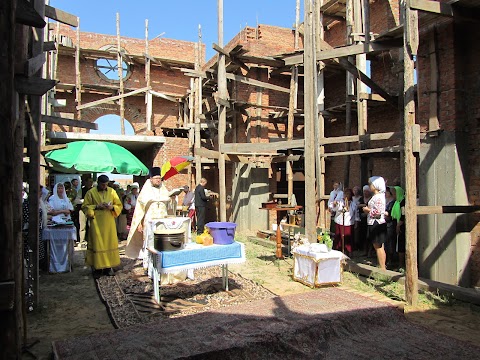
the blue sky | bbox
[50,0,303,60]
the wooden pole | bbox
[217,0,227,222]
[287,66,297,204]
[402,0,419,306]
[295,0,301,49]
[304,0,317,241]
[116,13,125,135]
[75,18,81,122]
[344,0,354,187]
[145,19,152,132]
[1,1,25,356]
[315,0,326,229]
[194,41,202,184]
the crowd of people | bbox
[328,176,406,271]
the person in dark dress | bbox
[194,178,209,234]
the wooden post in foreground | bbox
[217,0,227,222]
[303,0,318,242]
[402,0,419,306]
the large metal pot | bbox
[153,229,185,251]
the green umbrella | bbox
[44,141,149,176]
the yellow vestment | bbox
[82,187,122,270]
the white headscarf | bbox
[369,176,386,193]
[39,187,50,227]
[48,182,74,211]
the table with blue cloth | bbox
[42,225,77,273]
[148,242,246,304]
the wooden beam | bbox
[318,131,402,145]
[410,0,453,16]
[220,140,304,153]
[194,147,249,163]
[321,145,403,157]
[16,0,46,27]
[41,115,98,130]
[212,43,229,57]
[44,4,79,27]
[338,58,397,106]
[271,154,302,163]
[417,205,480,215]
[24,52,45,77]
[149,90,178,102]
[15,76,56,95]
[40,144,67,152]
[42,41,57,52]
[225,73,291,94]
[76,86,148,110]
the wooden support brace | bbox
[417,205,480,215]
[16,0,46,27]
[43,41,57,52]
[212,43,229,57]
[44,5,79,27]
[24,53,45,77]
[77,86,148,110]
[410,0,453,16]
[42,115,98,130]
[15,76,56,96]
[40,144,67,152]
[149,90,179,102]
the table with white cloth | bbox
[42,225,77,273]
[292,244,345,287]
[147,242,246,304]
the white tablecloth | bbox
[292,245,345,287]
[43,226,76,273]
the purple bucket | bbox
[206,222,237,245]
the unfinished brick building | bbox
[45,1,480,290]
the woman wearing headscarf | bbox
[48,183,74,220]
[328,181,344,233]
[363,176,387,270]
[391,186,405,271]
[331,188,358,257]
[357,184,372,256]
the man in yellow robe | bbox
[82,175,122,276]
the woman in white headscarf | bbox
[362,176,387,270]
[48,182,74,220]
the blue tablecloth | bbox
[148,242,245,274]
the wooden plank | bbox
[220,139,304,153]
[284,42,398,65]
[212,43,229,57]
[42,115,99,130]
[225,73,291,94]
[321,145,403,157]
[410,0,453,16]
[43,41,56,52]
[417,205,480,215]
[338,58,397,107]
[16,0,46,27]
[44,4,79,27]
[40,144,67,152]
[271,154,302,163]
[24,52,45,77]
[318,131,402,145]
[76,86,149,110]
[15,76,56,95]
[150,90,178,102]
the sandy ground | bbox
[23,239,480,359]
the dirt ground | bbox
[24,238,480,359]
